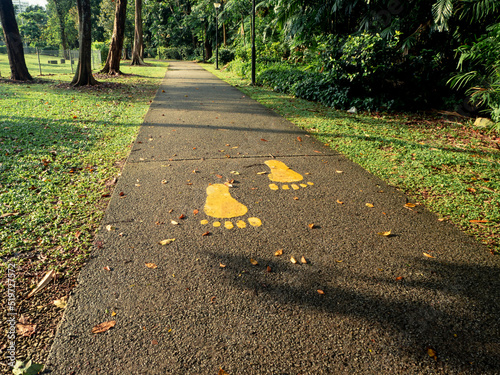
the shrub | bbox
[156,47,181,60]
[92,42,109,64]
[218,48,235,65]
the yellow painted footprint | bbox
[200,184,262,229]
[264,160,314,191]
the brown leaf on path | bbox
[308,223,316,229]
[159,238,176,245]
[219,369,230,375]
[293,197,299,200]
[178,214,185,219]
[92,320,116,334]
[335,170,343,174]
[427,348,438,360]
[300,256,308,264]
[152,339,158,345]
[290,256,297,264]
[103,266,111,271]
[470,219,489,223]
[395,276,404,281]
[266,266,272,273]
[366,203,374,208]
[17,323,36,337]
[202,231,211,236]
[210,296,216,303]
[145,263,158,269]
[171,220,179,225]
[250,258,259,266]
[193,209,199,215]
[405,203,416,208]
[317,289,325,295]
[216,174,223,179]
[297,136,302,142]
[219,263,226,268]
[313,150,322,153]
[256,171,267,175]
[336,200,344,204]
[260,138,268,142]
[377,231,392,237]
[423,252,435,258]
[274,249,283,256]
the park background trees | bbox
[1,0,498,122]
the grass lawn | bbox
[0,60,168,367]
[204,64,500,255]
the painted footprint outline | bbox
[265,160,314,191]
[200,184,262,229]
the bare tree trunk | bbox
[100,0,127,75]
[0,0,32,81]
[131,0,145,65]
[204,22,212,60]
[53,0,69,59]
[71,0,98,86]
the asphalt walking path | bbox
[46,61,500,374]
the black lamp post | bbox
[214,2,221,69]
[251,0,256,85]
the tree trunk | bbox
[0,0,32,80]
[204,22,212,60]
[131,0,145,65]
[71,0,98,86]
[53,0,69,59]
[100,0,127,75]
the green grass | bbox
[204,64,500,254]
[0,60,168,282]
[0,52,101,77]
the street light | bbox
[214,2,221,69]
[251,0,256,85]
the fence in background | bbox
[0,49,101,77]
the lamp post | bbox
[214,2,221,69]
[251,0,256,85]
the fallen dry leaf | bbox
[159,238,176,245]
[300,256,308,264]
[260,138,268,142]
[216,174,223,179]
[202,231,211,236]
[161,179,167,184]
[219,263,226,268]
[308,223,316,229]
[297,136,302,142]
[336,200,344,204]
[193,209,199,215]
[179,214,185,219]
[274,249,283,256]
[266,266,272,273]
[103,266,111,271]
[145,263,157,269]
[290,256,297,264]
[395,276,404,281]
[111,311,117,317]
[230,171,240,175]
[256,171,267,175]
[105,225,115,231]
[335,170,343,174]
[293,197,299,200]
[377,231,392,237]
[53,296,68,309]
[219,369,230,375]
[250,258,259,266]
[27,270,56,298]
[92,320,116,334]
[470,219,489,223]
[405,203,416,208]
[171,220,179,225]
[17,323,36,337]
[317,289,325,295]
[0,212,18,218]
[423,252,435,258]
[366,203,374,208]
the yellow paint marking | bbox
[248,217,262,227]
[282,185,290,190]
[269,183,279,190]
[265,160,303,182]
[291,184,299,190]
[202,184,261,229]
[204,184,247,218]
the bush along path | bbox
[44,61,500,374]
[0,60,169,372]
[205,64,500,256]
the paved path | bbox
[46,61,500,374]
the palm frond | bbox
[432,0,454,32]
